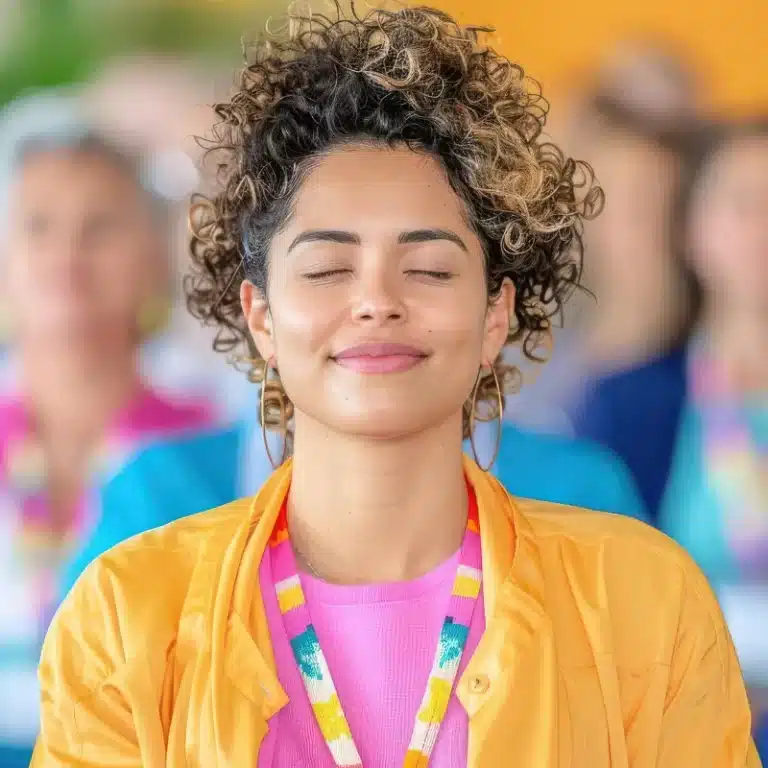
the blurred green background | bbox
[0,0,279,108]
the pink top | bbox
[258,542,486,767]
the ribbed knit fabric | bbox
[257,542,485,767]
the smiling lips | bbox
[332,343,428,373]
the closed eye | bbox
[302,268,352,281]
[407,270,454,280]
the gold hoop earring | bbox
[468,365,503,472]
[260,357,290,470]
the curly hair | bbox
[187,2,602,439]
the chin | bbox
[331,405,448,441]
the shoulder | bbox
[67,497,252,604]
[515,497,726,664]
[519,495,698,572]
[50,498,254,691]
[92,494,253,582]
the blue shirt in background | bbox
[571,345,689,525]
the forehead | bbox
[10,147,143,211]
[598,132,677,170]
[287,145,473,232]
[704,135,768,190]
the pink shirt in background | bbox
[258,543,486,767]
[0,384,212,746]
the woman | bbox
[661,118,768,583]
[33,6,757,767]
[0,92,212,766]
[660,120,768,696]
[503,39,700,442]
[567,90,700,524]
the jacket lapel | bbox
[458,461,568,767]
[178,465,293,767]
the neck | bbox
[288,414,468,585]
[586,274,690,370]
[20,344,141,450]
[703,300,768,389]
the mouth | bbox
[331,343,429,374]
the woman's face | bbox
[585,133,680,301]
[688,135,768,309]
[3,147,164,351]
[242,145,513,440]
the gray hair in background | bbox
[0,87,199,245]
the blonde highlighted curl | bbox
[186,2,603,439]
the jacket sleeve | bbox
[656,566,763,767]
[31,559,167,768]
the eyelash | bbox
[303,269,454,281]
[303,269,350,281]
[411,270,454,280]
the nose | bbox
[55,232,88,280]
[351,267,406,324]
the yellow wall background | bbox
[436,0,767,114]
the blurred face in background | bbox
[2,146,166,358]
[688,134,768,311]
[585,131,680,304]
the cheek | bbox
[418,291,487,388]
[274,291,343,355]
[95,242,152,298]
[692,212,741,280]
[424,303,484,350]
[5,249,35,304]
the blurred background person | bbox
[661,117,768,588]
[0,90,215,766]
[81,52,255,421]
[501,39,701,443]
[659,119,768,714]
[562,44,703,525]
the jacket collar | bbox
[179,457,551,763]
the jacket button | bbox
[469,674,490,694]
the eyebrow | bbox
[398,229,468,252]
[287,228,468,253]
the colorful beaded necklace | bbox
[2,427,133,636]
[269,492,483,767]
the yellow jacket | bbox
[33,459,760,767]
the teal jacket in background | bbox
[659,405,732,584]
[59,421,647,600]
[660,402,768,695]
[494,425,646,518]
[660,402,768,586]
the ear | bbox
[482,278,515,365]
[240,280,275,362]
